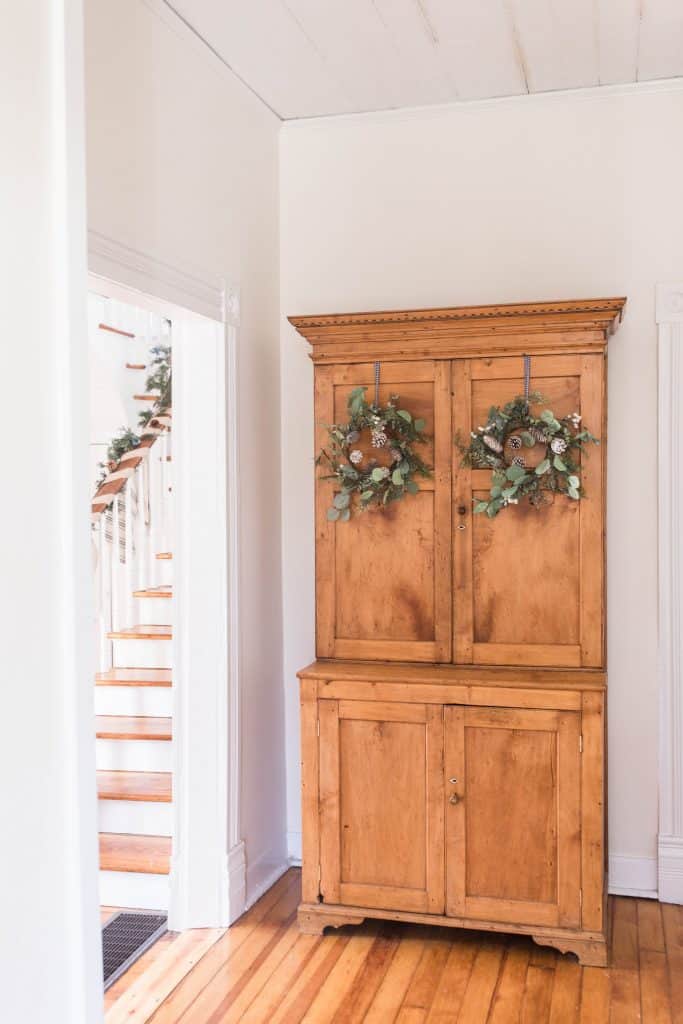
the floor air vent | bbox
[102,912,167,990]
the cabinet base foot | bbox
[298,906,366,935]
[531,933,608,967]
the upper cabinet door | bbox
[315,360,452,662]
[453,354,605,668]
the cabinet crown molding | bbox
[289,296,626,363]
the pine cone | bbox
[550,437,568,454]
[483,435,503,454]
[506,435,522,451]
[371,429,388,448]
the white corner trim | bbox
[227,841,247,922]
[88,229,227,323]
[657,283,683,905]
[287,831,302,865]
[608,855,659,899]
[245,853,291,912]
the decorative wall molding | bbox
[88,229,227,323]
[608,855,658,899]
[657,282,683,904]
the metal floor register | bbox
[102,912,168,990]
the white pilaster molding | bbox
[657,283,683,903]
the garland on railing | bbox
[94,345,172,491]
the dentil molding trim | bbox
[657,282,683,904]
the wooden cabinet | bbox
[291,298,624,967]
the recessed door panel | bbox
[316,361,452,662]
[319,699,445,914]
[445,705,581,928]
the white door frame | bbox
[88,233,245,927]
[657,283,683,905]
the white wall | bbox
[0,0,102,1020]
[85,0,286,895]
[280,82,683,892]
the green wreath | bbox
[458,392,599,517]
[316,386,432,521]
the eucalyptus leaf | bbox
[521,431,535,447]
[535,459,551,476]
[360,490,374,501]
[502,486,518,499]
[333,492,350,510]
[414,418,425,432]
[340,508,351,522]
[490,485,502,499]
[473,500,489,514]
[568,475,580,488]
[553,455,567,471]
[392,469,404,486]
[397,410,412,422]
[506,464,525,481]
[326,508,340,521]
[371,467,385,482]
[568,487,580,500]
[540,410,555,424]
[406,480,420,495]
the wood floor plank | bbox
[452,936,505,1024]
[104,934,177,1012]
[332,928,401,1023]
[548,957,581,1024]
[364,932,426,1023]
[268,934,349,1024]
[662,904,683,1024]
[396,1010,428,1024]
[428,937,475,1019]
[640,950,673,1024]
[639,901,667,954]
[148,871,299,1024]
[521,964,554,1024]
[425,937,476,1022]
[401,931,452,1011]
[237,932,322,1022]
[488,942,532,1024]
[579,966,610,1024]
[610,897,642,1024]
[176,880,302,1022]
[202,918,302,1023]
[300,923,381,1022]
[105,930,223,1023]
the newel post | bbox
[657,283,683,903]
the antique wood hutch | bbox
[289,297,626,966]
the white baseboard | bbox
[608,854,658,898]
[245,851,290,912]
[287,830,302,865]
[658,836,683,904]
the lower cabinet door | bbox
[318,699,445,914]
[445,706,581,929]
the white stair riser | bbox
[97,738,173,772]
[134,598,173,625]
[95,686,173,717]
[99,870,169,912]
[112,637,171,668]
[98,800,173,837]
[156,560,173,586]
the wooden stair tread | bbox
[96,716,172,740]
[107,624,172,640]
[97,770,172,802]
[156,552,173,560]
[133,393,160,401]
[95,668,172,687]
[133,586,172,599]
[99,833,171,874]
[126,362,146,369]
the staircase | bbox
[90,302,174,911]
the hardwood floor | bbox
[103,869,683,1023]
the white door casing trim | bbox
[657,282,683,905]
[87,248,244,927]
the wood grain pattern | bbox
[445,706,581,929]
[99,833,171,874]
[96,717,172,741]
[319,700,444,915]
[104,871,683,1022]
[95,668,172,687]
[97,770,172,802]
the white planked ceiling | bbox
[166,0,683,119]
